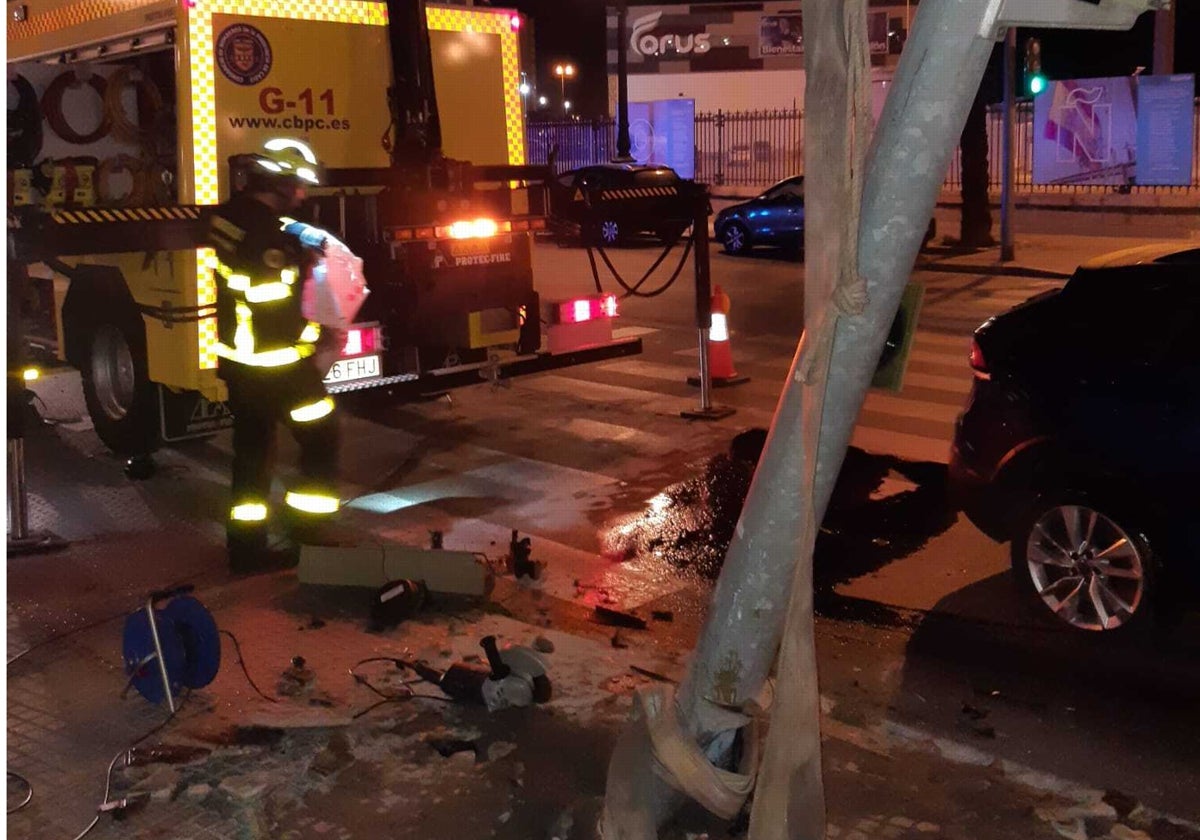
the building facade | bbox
[605,1,919,117]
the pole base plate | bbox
[686,374,751,388]
[680,405,737,421]
[7,530,68,556]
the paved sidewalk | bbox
[915,233,1193,279]
[8,387,1200,840]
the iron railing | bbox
[943,100,1200,193]
[526,100,1200,194]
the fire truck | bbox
[7,0,644,455]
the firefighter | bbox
[207,137,342,573]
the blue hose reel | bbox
[122,585,220,709]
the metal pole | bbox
[145,600,177,714]
[697,330,713,410]
[7,258,66,556]
[1001,27,1016,263]
[8,438,29,540]
[614,0,634,162]
[681,190,734,421]
[1153,4,1175,76]
[606,0,1000,833]
[603,0,1153,834]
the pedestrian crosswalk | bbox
[530,273,1063,467]
[22,269,1061,600]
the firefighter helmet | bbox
[252,138,323,185]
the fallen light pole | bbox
[601,1,1158,837]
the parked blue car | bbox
[714,175,935,257]
[714,176,806,256]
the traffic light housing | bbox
[1025,37,1046,95]
[872,283,925,393]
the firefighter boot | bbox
[283,488,357,547]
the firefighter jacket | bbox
[207,192,321,370]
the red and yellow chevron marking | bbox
[50,206,202,224]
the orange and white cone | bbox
[690,284,750,387]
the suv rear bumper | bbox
[948,439,1014,543]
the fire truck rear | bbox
[7,0,640,455]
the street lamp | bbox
[554,62,576,113]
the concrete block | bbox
[299,543,492,597]
[298,545,386,587]
[383,546,493,597]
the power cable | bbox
[70,694,187,840]
[41,71,111,145]
[7,771,33,814]
[7,74,43,168]
[348,657,453,719]
[6,571,216,668]
[103,66,164,146]
[585,227,695,299]
[219,630,277,704]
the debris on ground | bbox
[309,732,355,777]
[533,636,556,653]
[427,736,478,759]
[487,741,518,762]
[276,656,316,697]
[218,772,272,801]
[1102,790,1140,820]
[611,631,630,649]
[507,530,544,581]
[369,578,429,631]
[650,610,674,622]
[594,606,647,630]
[630,665,675,683]
[124,744,212,766]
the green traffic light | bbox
[1029,75,1047,95]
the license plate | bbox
[324,354,381,385]
[449,240,492,257]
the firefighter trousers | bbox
[221,360,339,562]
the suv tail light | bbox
[969,339,990,380]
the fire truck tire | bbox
[79,306,160,456]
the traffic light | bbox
[1025,37,1046,95]
[872,283,925,393]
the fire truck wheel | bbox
[80,313,160,456]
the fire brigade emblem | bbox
[216,24,273,86]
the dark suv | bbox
[547,164,687,246]
[950,243,1200,635]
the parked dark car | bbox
[547,163,688,247]
[713,175,936,257]
[949,243,1200,636]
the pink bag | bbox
[302,237,369,329]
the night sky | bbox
[502,0,1199,118]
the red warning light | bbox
[510,14,521,30]
[559,296,620,324]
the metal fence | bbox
[943,100,1200,193]
[526,100,1200,194]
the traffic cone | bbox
[689,284,750,387]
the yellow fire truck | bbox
[7,0,642,454]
